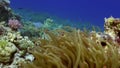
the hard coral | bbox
[0,23,35,67]
[8,18,22,30]
[104,16,120,44]
[0,40,17,63]
[17,36,34,50]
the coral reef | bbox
[17,16,120,68]
[1,7,120,68]
[1,0,120,67]
[20,18,62,39]
[0,21,35,68]
[104,16,120,44]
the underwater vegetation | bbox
[1,0,120,68]
[20,27,120,68]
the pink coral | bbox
[8,19,22,30]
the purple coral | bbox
[8,19,22,30]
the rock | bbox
[0,0,21,22]
[0,0,12,22]
[25,53,35,62]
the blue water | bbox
[10,0,120,31]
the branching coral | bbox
[20,29,120,68]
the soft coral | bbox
[8,18,22,30]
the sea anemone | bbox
[20,29,120,68]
